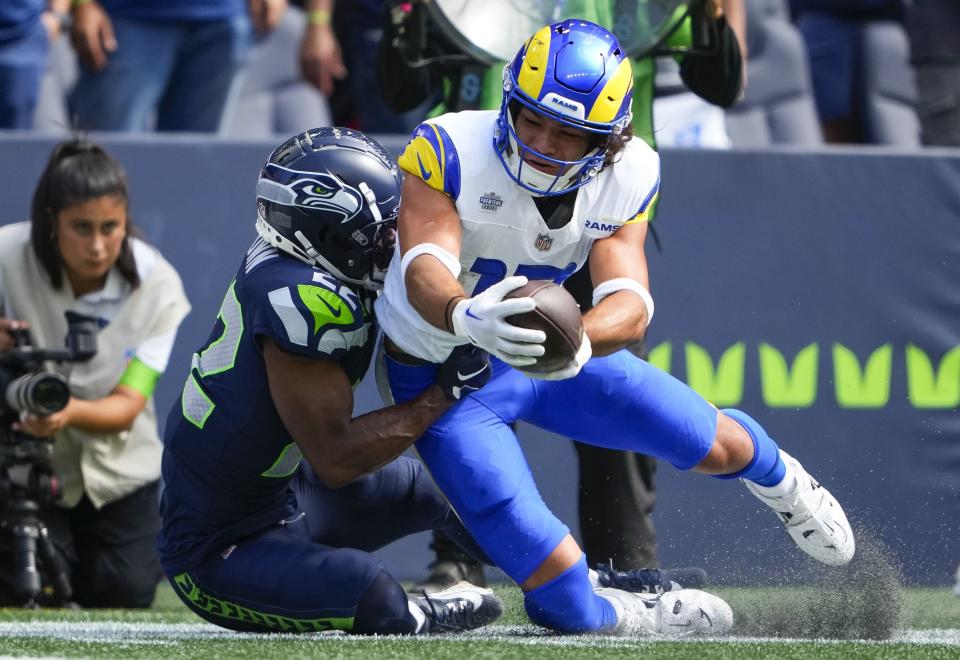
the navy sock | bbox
[713,408,786,487]
[523,555,618,633]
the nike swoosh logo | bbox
[416,153,432,181]
[457,365,487,381]
[465,307,481,320]
[318,296,342,318]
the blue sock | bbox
[713,408,786,487]
[523,555,618,633]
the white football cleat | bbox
[408,581,503,634]
[744,450,855,566]
[596,587,733,637]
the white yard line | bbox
[0,622,957,646]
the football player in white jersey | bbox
[375,19,854,636]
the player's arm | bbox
[584,221,652,357]
[399,168,545,365]
[263,337,488,488]
[399,172,466,331]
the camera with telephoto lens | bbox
[0,316,96,606]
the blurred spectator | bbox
[789,0,904,143]
[906,0,960,146]
[0,140,190,606]
[67,0,286,133]
[296,0,419,133]
[0,0,68,129]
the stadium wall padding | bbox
[0,133,957,586]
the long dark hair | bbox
[29,140,140,290]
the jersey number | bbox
[469,258,578,295]
[182,281,244,429]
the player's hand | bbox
[450,276,546,367]
[70,0,116,71]
[521,333,592,381]
[436,345,491,401]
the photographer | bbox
[0,140,190,607]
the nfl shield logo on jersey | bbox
[534,233,553,252]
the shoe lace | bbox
[595,563,666,594]
[419,591,471,630]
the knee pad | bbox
[523,555,617,633]
[354,569,418,635]
[715,408,785,486]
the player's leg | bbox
[166,516,500,635]
[292,456,491,565]
[529,350,854,566]
[380,353,728,634]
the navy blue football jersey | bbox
[157,238,377,573]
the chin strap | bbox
[293,230,321,263]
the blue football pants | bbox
[381,349,718,585]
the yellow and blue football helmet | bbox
[494,19,633,196]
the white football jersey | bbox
[375,110,660,362]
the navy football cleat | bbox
[594,564,708,594]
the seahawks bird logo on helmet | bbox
[289,174,363,223]
[256,128,401,290]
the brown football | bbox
[505,280,583,373]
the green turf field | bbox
[0,583,957,659]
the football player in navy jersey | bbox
[156,128,501,635]
[374,19,856,635]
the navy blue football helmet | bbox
[256,127,401,289]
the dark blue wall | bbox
[1,132,956,585]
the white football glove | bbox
[450,276,546,367]
[521,333,592,381]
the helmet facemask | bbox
[495,96,608,196]
[256,165,399,291]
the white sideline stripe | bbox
[0,623,957,646]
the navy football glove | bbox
[436,345,491,401]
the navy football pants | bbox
[167,456,488,633]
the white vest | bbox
[0,222,190,508]
[375,110,660,362]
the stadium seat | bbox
[724,0,823,147]
[225,7,332,138]
[859,20,920,147]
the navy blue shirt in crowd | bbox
[157,238,377,574]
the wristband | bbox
[71,0,92,8]
[592,277,655,325]
[443,295,465,333]
[399,242,462,282]
[307,9,331,26]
